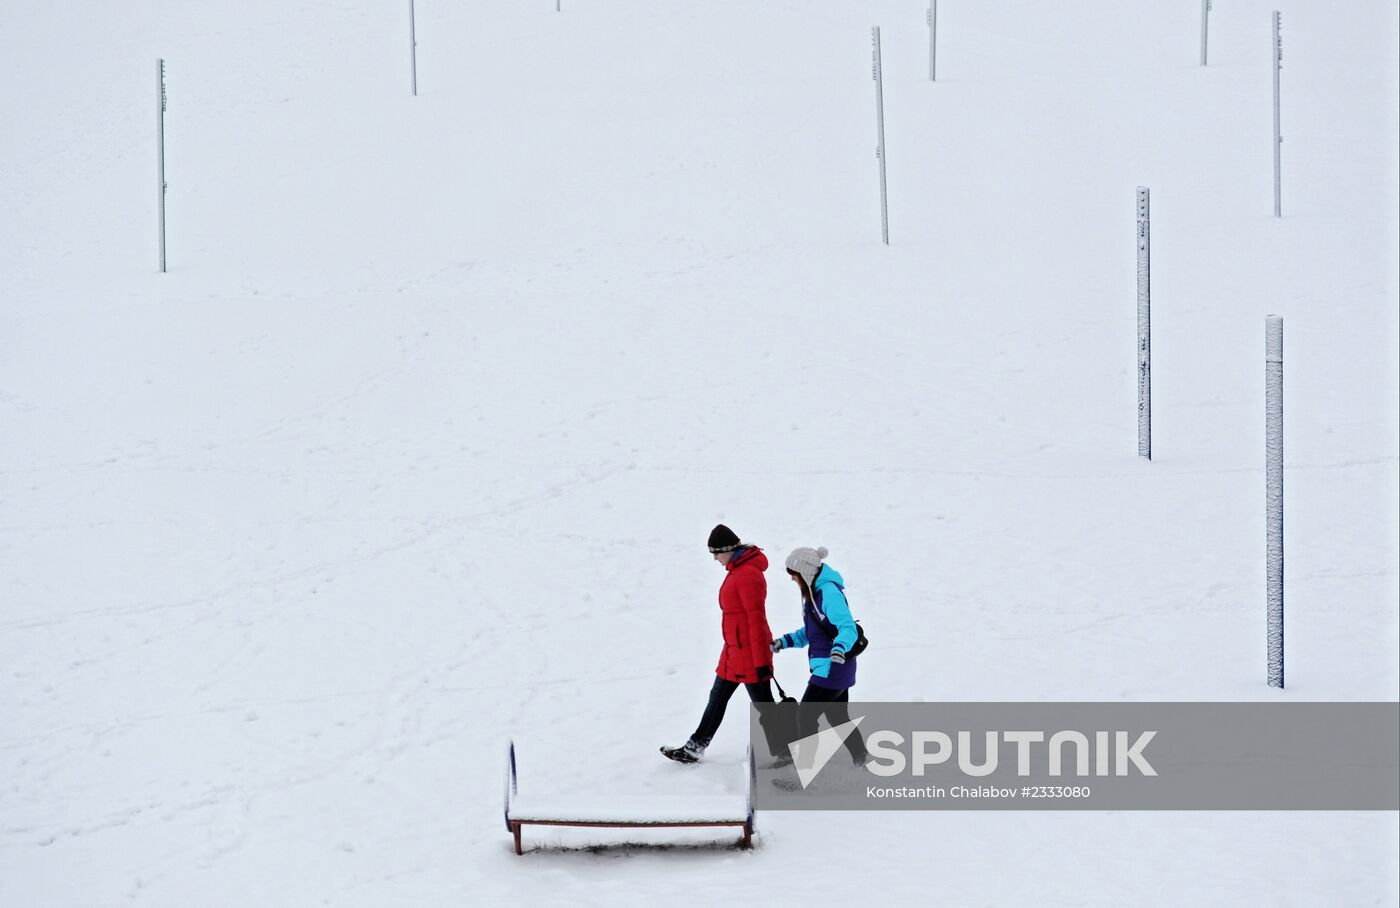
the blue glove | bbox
[830,649,846,665]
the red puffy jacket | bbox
[714,547,774,683]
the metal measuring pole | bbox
[872,27,888,245]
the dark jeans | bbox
[798,681,868,763]
[691,675,774,748]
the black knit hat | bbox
[707,524,741,553]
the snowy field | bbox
[2,0,1397,904]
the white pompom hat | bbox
[784,546,829,588]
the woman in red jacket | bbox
[661,524,777,764]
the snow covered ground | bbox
[2,1,1396,904]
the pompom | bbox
[816,546,829,559]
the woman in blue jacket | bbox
[771,546,868,766]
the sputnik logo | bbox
[790,716,865,789]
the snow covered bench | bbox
[504,742,755,855]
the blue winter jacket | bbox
[776,564,858,690]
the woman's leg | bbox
[794,681,836,759]
[800,681,841,702]
[743,680,774,703]
[833,689,868,763]
[799,683,867,764]
[743,680,788,757]
[690,676,741,747]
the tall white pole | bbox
[1273,11,1282,217]
[1200,0,1210,66]
[157,58,167,274]
[872,27,889,246]
[410,0,419,96]
[1136,187,1151,460]
[1265,315,1285,688]
[928,1,937,81]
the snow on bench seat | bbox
[507,795,748,825]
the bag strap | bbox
[772,676,790,701]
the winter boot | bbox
[660,739,705,764]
